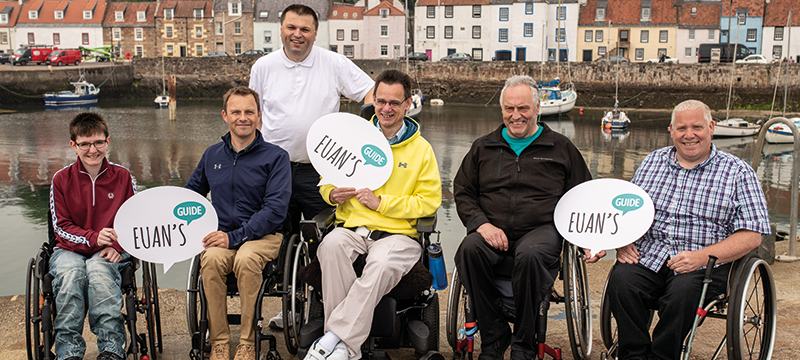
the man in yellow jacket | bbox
[303,70,442,360]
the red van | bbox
[46,49,82,66]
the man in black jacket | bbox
[453,75,599,360]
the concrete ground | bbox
[3,239,798,360]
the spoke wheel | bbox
[282,235,309,354]
[25,257,41,360]
[726,258,776,360]
[563,245,592,360]
[599,263,618,359]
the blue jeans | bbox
[49,248,131,360]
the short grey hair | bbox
[499,75,540,107]
[671,100,712,125]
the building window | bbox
[525,3,533,14]
[427,6,435,18]
[380,8,389,18]
[28,10,37,20]
[472,26,481,39]
[196,27,202,38]
[352,30,359,41]
[445,5,453,18]
[635,48,644,60]
[775,27,784,41]
[0,32,5,44]
[194,9,203,19]
[472,48,483,61]
[136,45,143,57]
[596,30,603,42]
[52,33,60,45]
[426,26,435,39]
[659,30,667,42]
[135,28,143,40]
[264,30,271,43]
[641,30,649,43]
[264,47,272,53]
[337,29,344,41]
[556,28,565,42]
[115,11,123,21]
[0,13,7,24]
[620,30,629,42]
[260,11,268,18]
[473,5,481,18]
[164,9,173,19]
[746,29,756,42]
[585,30,593,42]
[595,8,605,22]
[343,13,347,19]
[524,23,533,37]
[234,22,241,35]
[557,6,565,20]
[598,46,606,56]
[235,42,241,54]
[230,2,240,15]
[82,33,89,45]
[54,10,64,19]
[445,26,453,39]
[500,8,509,21]
[721,30,728,40]
[773,45,782,58]
[737,12,746,25]
[330,45,337,53]
[113,28,121,40]
[381,45,388,56]
[641,7,650,21]
[344,45,354,58]
[688,29,695,41]
[166,26,173,37]
[695,47,699,55]
[499,28,508,42]
[684,47,692,57]
[216,22,222,34]
[137,11,145,22]
[708,29,715,41]
[691,7,697,15]
[83,10,92,19]
[196,45,202,56]
[167,44,174,55]
[381,25,388,37]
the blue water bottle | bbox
[428,243,448,290]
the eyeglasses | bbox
[374,98,408,109]
[75,140,108,151]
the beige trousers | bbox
[319,227,422,357]
[200,234,282,346]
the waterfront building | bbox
[414,0,492,61]
[103,2,158,59]
[762,0,800,62]
[362,0,405,59]
[329,3,365,58]
[16,0,108,53]
[154,0,214,57]
[720,0,765,55]
[578,0,678,63]
[676,0,721,64]
[211,0,255,56]
[0,1,21,54]
[253,0,331,55]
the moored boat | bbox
[43,76,99,106]
[765,118,800,143]
[601,102,630,129]
[714,118,760,137]
[155,95,169,108]
[405,88,424,120]
[538,79,576,116]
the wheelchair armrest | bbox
[313,207,336,230]
[416,215,437,234]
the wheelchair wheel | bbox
[562,244,591,360]
[420,292,440,352]
[446,268,476,360]
[142,261,162,360]
[283,234,310,354]
[726,257,776,360]
[186,255,208,357]
[599,263,617,359]
[25,257,42,360]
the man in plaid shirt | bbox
[605,100,771,360]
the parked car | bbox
[46,49,82,66]
[440,53,472,61]
[398,52,429,61]
[736,54,770,64]
[0,53,9,64]
[238,49,264,58]
[645,56,679,63]
[202,51,230,57]
[596,55,630,63]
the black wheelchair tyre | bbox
[149,262,163,354]
[599,271,616,357]
[283,234,308,355]
[445,268,470,353]
[142,262,160,360]
[420,293,440,353]
[726,257,776,360]
[25,257,42,360]
[562,245,591,360]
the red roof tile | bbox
[0,1,22,26]
[156,0,212,19]
[104,2,157,26]
[764,0,800,27]
[329,5,364,20]
[363,0,404,16]
[18,0,106,25]
[415,0,491,6]
[580,0,676,26]
[678,2,721,27]
[721,0,764,17]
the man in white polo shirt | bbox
[249,3,374,329]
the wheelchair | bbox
[598,251,777,360]
[283,208,444,360]
[445,241,592,360]
[24,218,163,360]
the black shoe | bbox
[96,351,123,360]
[478,330,512,360]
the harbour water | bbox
[0,101,796,296]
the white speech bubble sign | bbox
[554,178,655,257]
[114,186,218,273]
[306,112,394,190]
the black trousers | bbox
[287,163,334,256]
[453,224,562,352]
[606,261,731,360]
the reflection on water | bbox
[0,103,796,295]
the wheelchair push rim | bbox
[726,257,776,360]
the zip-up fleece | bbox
[454,123,591,237]
[320,117,442,238]
[185,130,291,249]
[50,157,136,257]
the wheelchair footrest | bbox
[369,297,396,338]
[299,319,324,349]
[405,320,430,353]
[227,314,241,325]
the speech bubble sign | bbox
[306,112,394,190]
[554,178,655,256]
[114,186,218,273]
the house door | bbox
[180,46,186,57]
[426,49,432,60]
[583,49,593,62]
[447,48,456,55]
[559,49,568,61]
[516,48,526,61]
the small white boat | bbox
[405,88,424,120]
[765,118,800,143]
[538,79,577,116]
[714,118,760,137]
[43,76,99,106]
[155,95,169,108]
[601,102,630,129]
[430,99,444,106]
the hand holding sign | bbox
[114,186,218,273]
[306,113,394,190]
[554,178,655,258]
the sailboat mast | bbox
[784,10,792,116]
[405,0,409,74]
